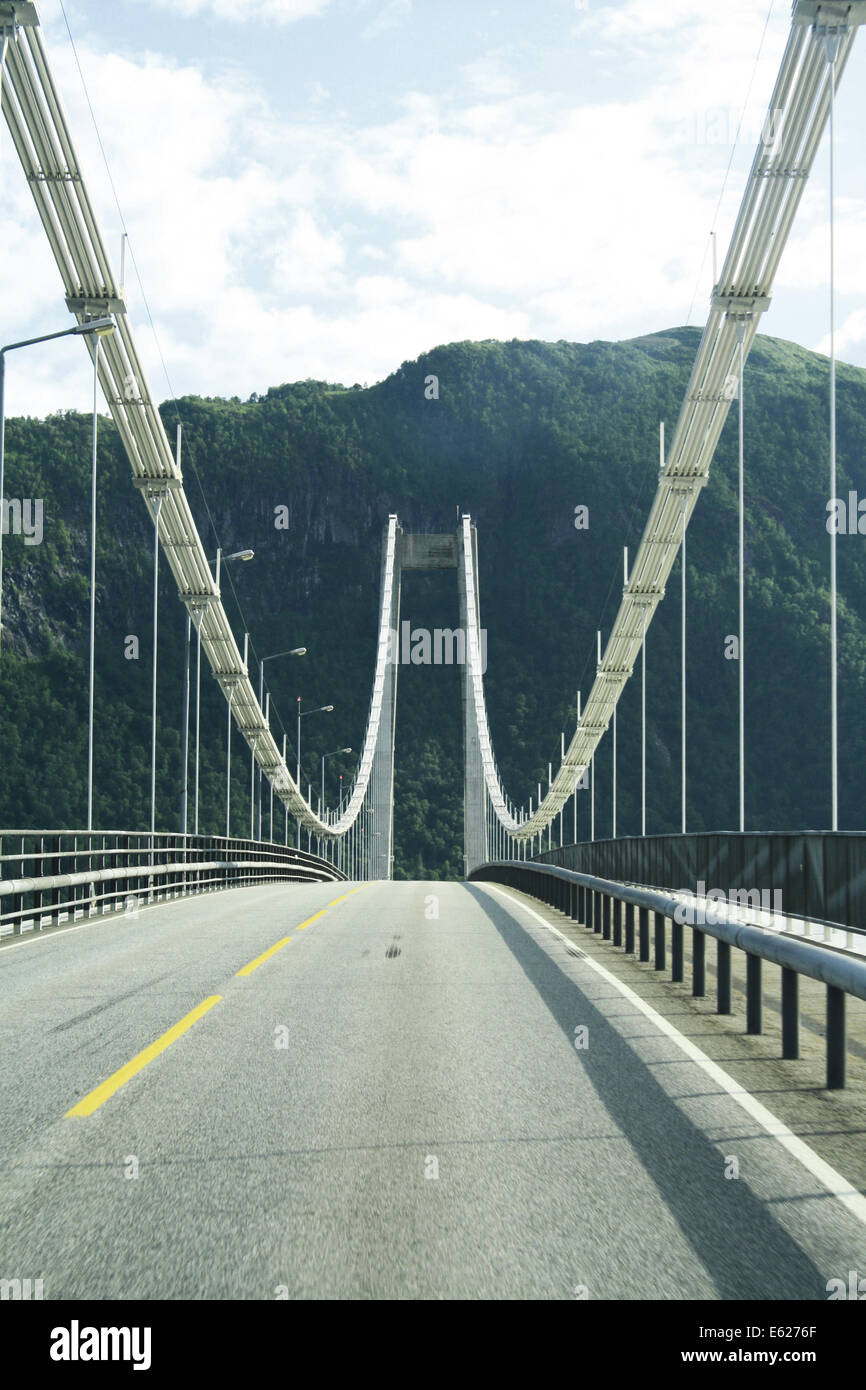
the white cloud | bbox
[462,56,519,99]
[361,0,412,41]
[273,210,347,295]
[2,0,866,421]
[150,0,333,21]
[815,306,866,360]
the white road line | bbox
[0,906,165,952]
[480,882,866,1229]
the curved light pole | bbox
[321,747,352,823]
[297,700,333,846]
[225,684,234,837]
[193,547,253,837]
[84,320,117,832]
[256,645,306,839]
[0,317,114,662]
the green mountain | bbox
[2,327,865,878]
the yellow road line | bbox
[66,995,222,1118]
[327,885,366,907]
[236,887,364,975]
[235,934,294,977]
[295,910,326,931]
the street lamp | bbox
[296,699,333,845]
[0,323,114,728]
[256,645,306,839]
[321,747,352,823]
[186,546,254,837]
[83,321,117,834]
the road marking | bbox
[236,934,294,976]
[482,883,866,1230]
[236,886,367,974]
[296,910,326,931]
[62,886,365,1114]
[66,995,222,1118]
[327,885,367,907]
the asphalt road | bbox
[1,879,864,1300]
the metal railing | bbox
[535,831,866,933]
[469,860,866,1090]
[0,829,345,937]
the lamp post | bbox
[84,321,116,832]
[0,318,114,838]
[321,747,352,824]
[194,547,253,836]
[296,699,333,845]
[259,691,270,838]
[225,681,236,838]
[257,646,306,839]
[0,318,115,660]
[282,733,288,845]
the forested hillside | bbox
[2,327,865,878]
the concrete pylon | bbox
[368,518,487,879]
[458,518,487,877]
[369,516,402,879]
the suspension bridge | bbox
[2,0,866,1303]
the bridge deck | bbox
[1,881,864,1299]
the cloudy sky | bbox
[2,0,865,418]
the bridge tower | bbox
[375,520,484,879]
[368,517,402,880]
[457,520,487,877]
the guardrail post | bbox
[638,905,649,961]
[578,884,585,923]
[570,883,579,921]
[593,891,602,935]
[625,901,635,955]
[52,834,62,925]
[781,967,799,1059]
[602,895,611,940]
[671,917,683,982]
[746,954,762,1034]
[654,912,665,971]
[613,897,622,948]
[717,940,732,1014]
[692,930,705,997]
[826,985,846,1090]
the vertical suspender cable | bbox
[738,321,746,832]
[826,29,840,832]
[681,495,686,835]
[641,607,646,837]
[86,335,99,831]
[150,492,163,845]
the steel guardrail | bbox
[0,829,345,937]
[469,859,866,1089]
